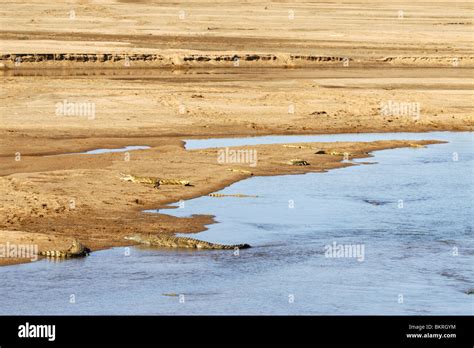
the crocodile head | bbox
[241,243,251,249]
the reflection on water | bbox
[0,132,472,315]
[45,145,150,157]
[184,131,458,149]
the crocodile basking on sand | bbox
[227,168,253,175]
[125,234,251,250]
[283,144,318,150]
[208,193,258,198]
[329,151,351,157]
[409,143,426,148]
[287,159,310,166]
[40,239,91,258]
[120,173,191,188]
[282,145,354,157]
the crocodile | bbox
[409,143,426,148]
[159,179,192,186]
[40,238,91,258]
[283,144,329,155]
[287,159,310,166]
[208,193,258,198]
[120,173,191,187]
[125,234,251,250]
[283,146,352,157]
[329,151,351,156]
[283,144,316,150]
[227,168,253,175]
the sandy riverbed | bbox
[0,0,472,265]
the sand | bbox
[0,0,472,266]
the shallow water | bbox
[79,145,150,154]
[185,131,459,149]
[45,145,150,156]
[0,132,472,315]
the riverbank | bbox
[1,0,472,266]
[1,132,471,315]
[0,136,443,266]
[1,0,473,68]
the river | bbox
[0,132,472,315]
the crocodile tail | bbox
[209,193,257,198]
[40,250,68,258]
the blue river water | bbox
[0,132,472,315]
[45,145,150,156]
